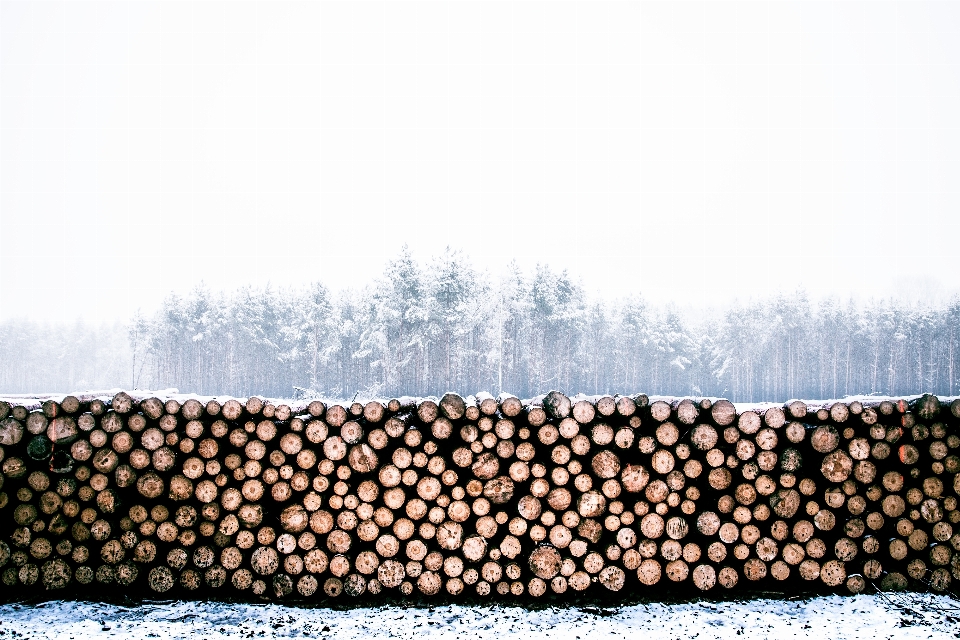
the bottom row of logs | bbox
[5,531,921,599]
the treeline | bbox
[0,319,131,394]
[1,248,959,401]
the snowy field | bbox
[0,594,958,640]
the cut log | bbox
[711,400,737,426]
[475,392,498,416]
[673,399,699,425]
[616,395,637,417]
[497,394,523,417]
[417,400,439,424]
[542,391,571,419]
[649,401,671,423]
[439,393,466,421]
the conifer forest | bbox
[1,249,957,402]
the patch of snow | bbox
[0,594,958,640]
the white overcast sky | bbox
[2,0,959,321]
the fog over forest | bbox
[0,248,957,403]
[2,2,960,406]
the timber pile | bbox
[0,389,956,601]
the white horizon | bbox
[2,1,959,321]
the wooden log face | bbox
[483,476,514,504]
[649,401,671,423]
[621,465,650,493]
[472,452,500,480]
[738,412,761,435]
[811,426,840,453]
[707,400,735,426]
[675,400,699,426]
[591,451,621,479]
[572,401,595,425]
[542,392,571,420]
[436,522,463,550]
[690,425,717,451]
[651,450,675,475]
[821,450,853,483]
[528,545,562,579]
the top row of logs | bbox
[3,391,957,431]
[0,391,960,428]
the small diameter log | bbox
[463,396,480,422]
[475,392,498,416]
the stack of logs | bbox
[0,389,956,601]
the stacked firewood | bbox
[0,389,956,600]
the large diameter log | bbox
[738,411,761,435]
[179,399,204,420]
[475,392,498,416]
[111,392,135,414]
[821,450,853,483]
[784,400,807,419]
[615,395,637,417]
[649,401,671,423]
[763,407,785,429]
[673,399,698,425]
[711,400,736,426]
[25,412,46,436]
[529,545,562,579]
[572,400,595,425]
[542,391,571,419]
[148,566,175,592]
[363,401,385,424]
[913,394,940,420]
[137,472,165,499]
[950,398,960,419]
[0,419,24,446]
[439,393,466,420]
[595,396,616,417]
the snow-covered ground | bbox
[0,594,957,640]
